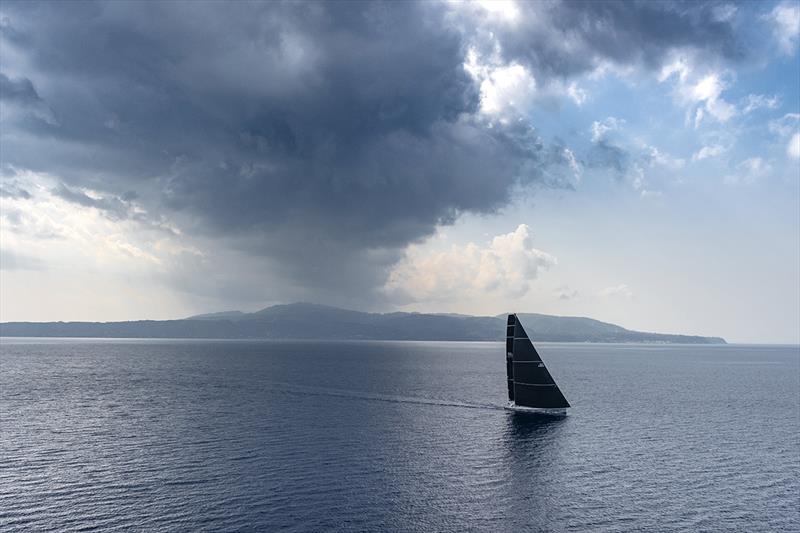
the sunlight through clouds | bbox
[0,168,196,275]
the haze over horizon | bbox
[1,1,799,343]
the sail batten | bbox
[506,313,570,409]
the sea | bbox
[1,339,798,532]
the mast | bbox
[506,314,515,402]
[507,314,570,409]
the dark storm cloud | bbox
[0,72,41,105]
[476,0,744,81]
[0,72,57,124]
[51,183,133,221]
[0,1,746,303]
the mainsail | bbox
[506,314,570,409]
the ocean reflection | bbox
[499,412,570,529]
[505,411,568,439]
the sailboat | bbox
[505,313,570,415]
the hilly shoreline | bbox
[0,303,726,344]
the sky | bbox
[0,0,798,343]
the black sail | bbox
[506,314,570,409]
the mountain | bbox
[0,303,726,343]
[185,311,246,320]
[509,313,725,343]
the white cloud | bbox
[0,167,291,320]
[725,157,772,184]
[688,73,736,126]
[464,48,537,120]
[690,74,721,102]
[741,156,771,175]
[624,162,661,197]
[471,0,520,24]
[769,113,800,138]
[648,146,685,170]
[765,2,800,55]
[555,285,579,301]
[767,113,800,159]
[626,163,657,197]
[0,168,196,275]
[692,144,727,161]
[563,147,582,182]
[788,133,800,160]
[480,63,537,117]
[659,57,691,83]
[599,284,633,298]
[385,224,556,303]
[591,116,625,142]
[660,56,737,128]
[567,82,588,106]
[741,94,780,114]
[464,46,591,118]
[630,163,645,190]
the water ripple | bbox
[1,340,798,532]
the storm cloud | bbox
[0,1,747,306]
[474,0,744,79]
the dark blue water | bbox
[1,340,798,531]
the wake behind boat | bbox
[505,313,570,416]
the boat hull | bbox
[504,401,568,416]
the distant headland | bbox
[0,303,726,343]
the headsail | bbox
[506,314,570,409]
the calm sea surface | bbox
[1,339,798,532]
